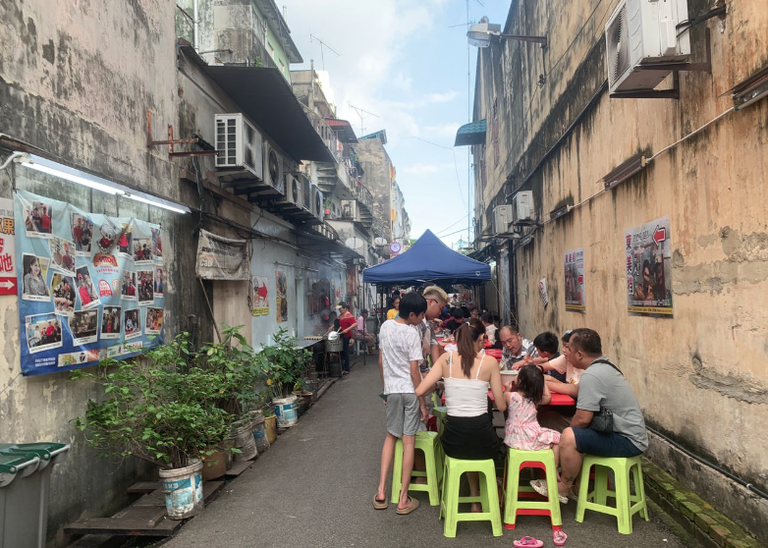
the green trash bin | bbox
[0,443,70,548]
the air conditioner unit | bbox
[299,174,312,212]
[605,0,690,93]
[262,143,285,195]
[215,114,263,178]
[512,191,535,224]
[276,173,303,208]
[493,205,513,235]
[310,185,324,221]
[341,200,359,221]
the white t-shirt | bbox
[380,319,423,394]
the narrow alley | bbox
[156,358,686,548]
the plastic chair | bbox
[391,431,442,506]
[439,456,502,538]
[432,406,447,437]
[503,448,562,530]
[575,455,649,534]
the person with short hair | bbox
[498,325,534,370]
[480,312,497,345]
[556,328,648,500]
[531,331,565,382]
[374,292,428,514]
[442,307,465,332]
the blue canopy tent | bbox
[363,230,491,286]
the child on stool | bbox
[504,364,568,504]
[374,292,428,514]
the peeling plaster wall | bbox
[475,0,768,538]
[355,138,393,243]
[0,1,215,545]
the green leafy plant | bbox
[73,333,232,469]
[257,327,311,401]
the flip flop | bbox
[530,479,569,504]
[372,494,388,510]
[553,530,568,546]
[395,496,420,515]
[512,537,543,548]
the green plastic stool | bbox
[503,448,562,530]
[439,456,503,538]
[575,454,649,534]
[432,406,447,437]
[391,431,442,506]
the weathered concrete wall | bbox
[0,1,215,545]
[355,138,393,243]
[475,0,768,539]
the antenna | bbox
[348,104,379,136]
[309,34,341,70]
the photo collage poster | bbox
[625,216,673,316]
[564,248,586,312]
[275,270,287,323]
[15,190,165,376]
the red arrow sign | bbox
[577,275,584,284]
[652,225,666,246]
[0,277,15,295]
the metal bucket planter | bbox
[159,460,204,520]
[231,419,258,461]
[249,410,270,453]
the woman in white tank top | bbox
[417,318,506,510]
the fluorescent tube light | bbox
[17,153,190,214]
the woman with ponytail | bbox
[416,318,505,511]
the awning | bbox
[296,229,365,263]
[180,46,334,164]
[454,119,487,146]
[324,118,358,143]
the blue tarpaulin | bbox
[363,230,491,286]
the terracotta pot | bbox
[201,448,227,481]
[265,414,277,444]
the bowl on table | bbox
[500,370,519,382]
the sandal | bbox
[513,537,543,548]
[530,479,569,504]
[553,530,568,546]
[372,494,388,510]
[395,496,420,515]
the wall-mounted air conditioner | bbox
[300,174,312,212]
[605,0,690,94]
[512,191,535,224]
[276,173,303,208]
[310,185,324,221]
[215,114,263,178]
[261,143,285,195]
[493,205,513,236]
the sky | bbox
[284,0,511,250]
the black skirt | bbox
[441,413,502,462]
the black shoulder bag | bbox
[588,358,623,433]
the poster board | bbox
[15,190,164,376]
[564,248,586,312]
[625,216,673,316]
[195,229,249,280]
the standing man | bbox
[337,302,357,376]
[556,328,648,499]
[498,325,534,370]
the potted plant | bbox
[258,328,311,428]
[73,333,233,519]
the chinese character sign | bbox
[0,197,17,294]
[564,248,586,312]
[15,190,164,376]
[625,216,673,317]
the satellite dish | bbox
[345,237,366,251]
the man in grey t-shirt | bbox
[556,328,648,500]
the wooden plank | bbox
[65,534,113,548]
[64,517,181,537]
[203,480,224,504]
[145,508,167,528]
[131,490,165,508]
[224,460,253,479]
[126,481,160,494]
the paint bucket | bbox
[231,419,258,461]
[273,395,298,428]
[249,410,270,453]
[159,460,204,520]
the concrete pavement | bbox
[155,357,689,548]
